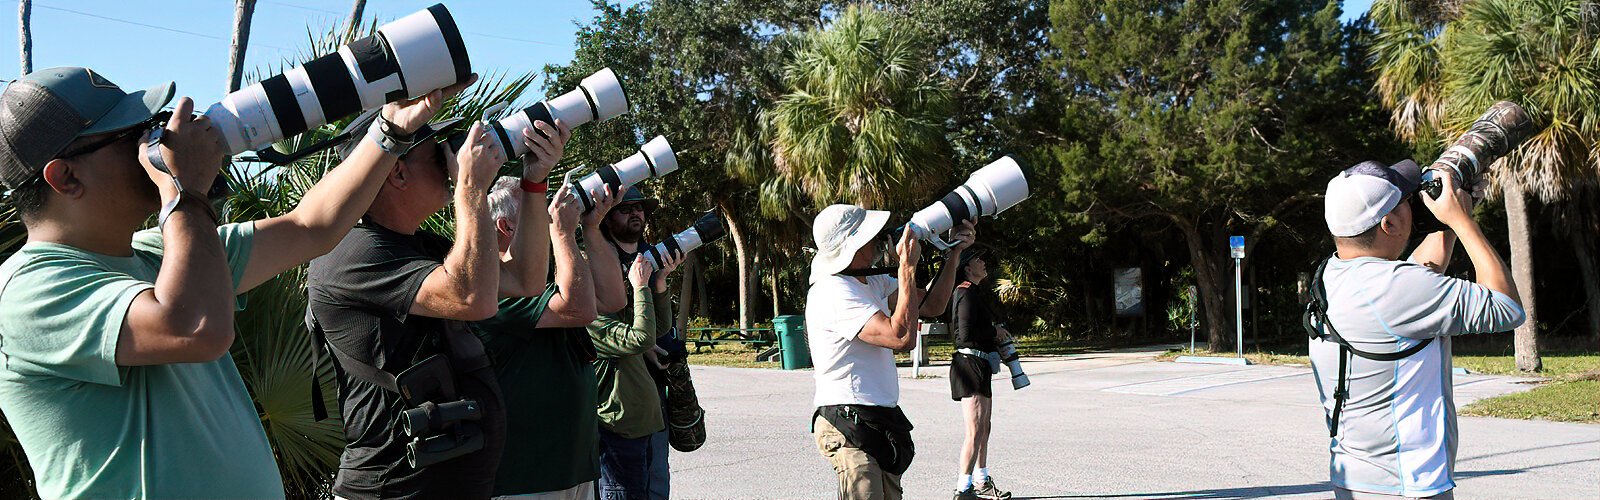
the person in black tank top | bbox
[947,250,1014,500]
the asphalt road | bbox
[665,348,1600,500]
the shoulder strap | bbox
[306,311,401,421]
[1304,255,1433,438]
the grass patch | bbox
[685,342,781,369]
[1461,378,1600,423]
[1155,349,1310,366]
[1157,344,1600,424]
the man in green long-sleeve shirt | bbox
[590,249,682,499]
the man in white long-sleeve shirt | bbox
[1308,160,1525,500]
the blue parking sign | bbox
[1230,236,1245,259]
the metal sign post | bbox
[1187,285,1197,353]
[1230,236,1246,358]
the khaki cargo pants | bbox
[813,415,903,500]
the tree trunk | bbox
[1176,217,1231,352]
[676,253,700,334]
[1503,180,1542,372]
[720,202,756,333]
[1570,226,1600,347]
[770,265,781,317]
[345,0,367,37]
[226,0,257,93]
[17,0,31,75]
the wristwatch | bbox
[372,114,416,155]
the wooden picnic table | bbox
[687,326,775,352]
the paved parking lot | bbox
[668,348,1600,499]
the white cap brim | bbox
[809,209,891,282]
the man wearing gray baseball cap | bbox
[1306,160,1524,500]
[0,67,470,498]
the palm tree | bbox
[758,4,954,214]
[344,0,367,39]
[1369,0,1600,372]
[17,0,31,75]
[226,0,258,93]
[724,5,951,332]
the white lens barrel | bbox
[967,155,1030,216]
[906,155,1029,240]
[206,85,281,153]
[581,68,629,122]
[203,4,469,156]
[575,136,679,210]
[377,6,461,98]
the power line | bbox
[27,1,294,53]
[260,0,564,47]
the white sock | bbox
[974,467,990,484]
[956,474,972,491]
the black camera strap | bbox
[307,311,402,421]
[1302,256,1432,438]
[838,267,895,277]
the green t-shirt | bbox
[0,223,285,499]
[473,285,601,495]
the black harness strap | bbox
[1303,257,1432,438]
[306,312,402,421]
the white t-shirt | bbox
[805,274,899,407]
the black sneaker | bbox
[974,478,1012,500]
[953,488,980,500]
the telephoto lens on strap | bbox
[642,210,726,269]
[903,155,1031,249]
[170,3,472,174]
[571,135,680,211]
[444,67,629,160]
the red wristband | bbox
[521,179,548,194]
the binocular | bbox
[641,210,725,269]
[905,155,1030,249]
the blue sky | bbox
[0,0,1376,106]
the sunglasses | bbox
[613,204,647,215]
[56,123,147,157]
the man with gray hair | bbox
[473,174,620,499]
[1307,160,1524,500]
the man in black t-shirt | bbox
[306,111,571,499]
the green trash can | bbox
[774,315,811,370]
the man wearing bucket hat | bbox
[806,204,975,500]
[1307,160,1524,500]
[0,66,470,498]
[305,106,567,498]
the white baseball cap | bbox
[810,204,891,283]
[1324,160,1423,237]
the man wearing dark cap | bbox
[303,107,569,499]
[0,67,468,498]
[586,186,682,500]
[1307,160,1524,500]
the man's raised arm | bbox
[237,76,476,292]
